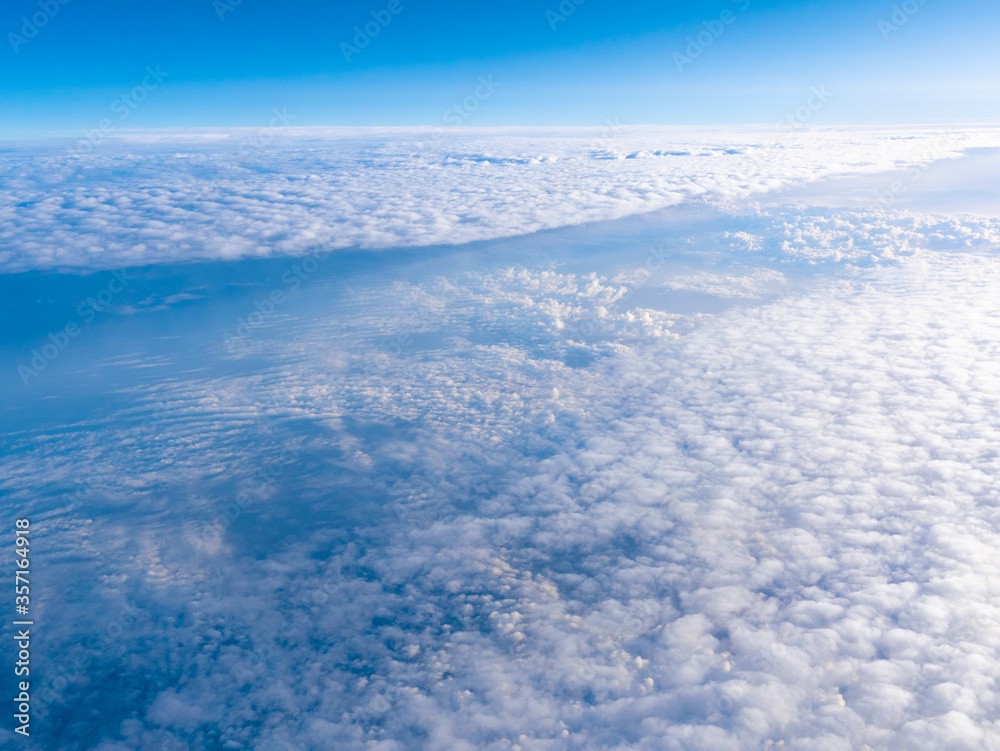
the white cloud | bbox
[2,126,999,272]
[4,135,1000,749]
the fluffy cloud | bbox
[2,135,1000,750]
[2,126,999,272]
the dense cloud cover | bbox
[2,126,1000,272]
[1,133,1000,750]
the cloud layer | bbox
[2,135,1000,750]
[2,126,1000,272]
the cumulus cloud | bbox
[3,135,1000,750]
[1,126,999,272]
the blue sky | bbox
[1,0,998,136]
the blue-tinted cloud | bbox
[3,156,1000,747]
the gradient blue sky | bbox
[2,0,997,137]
